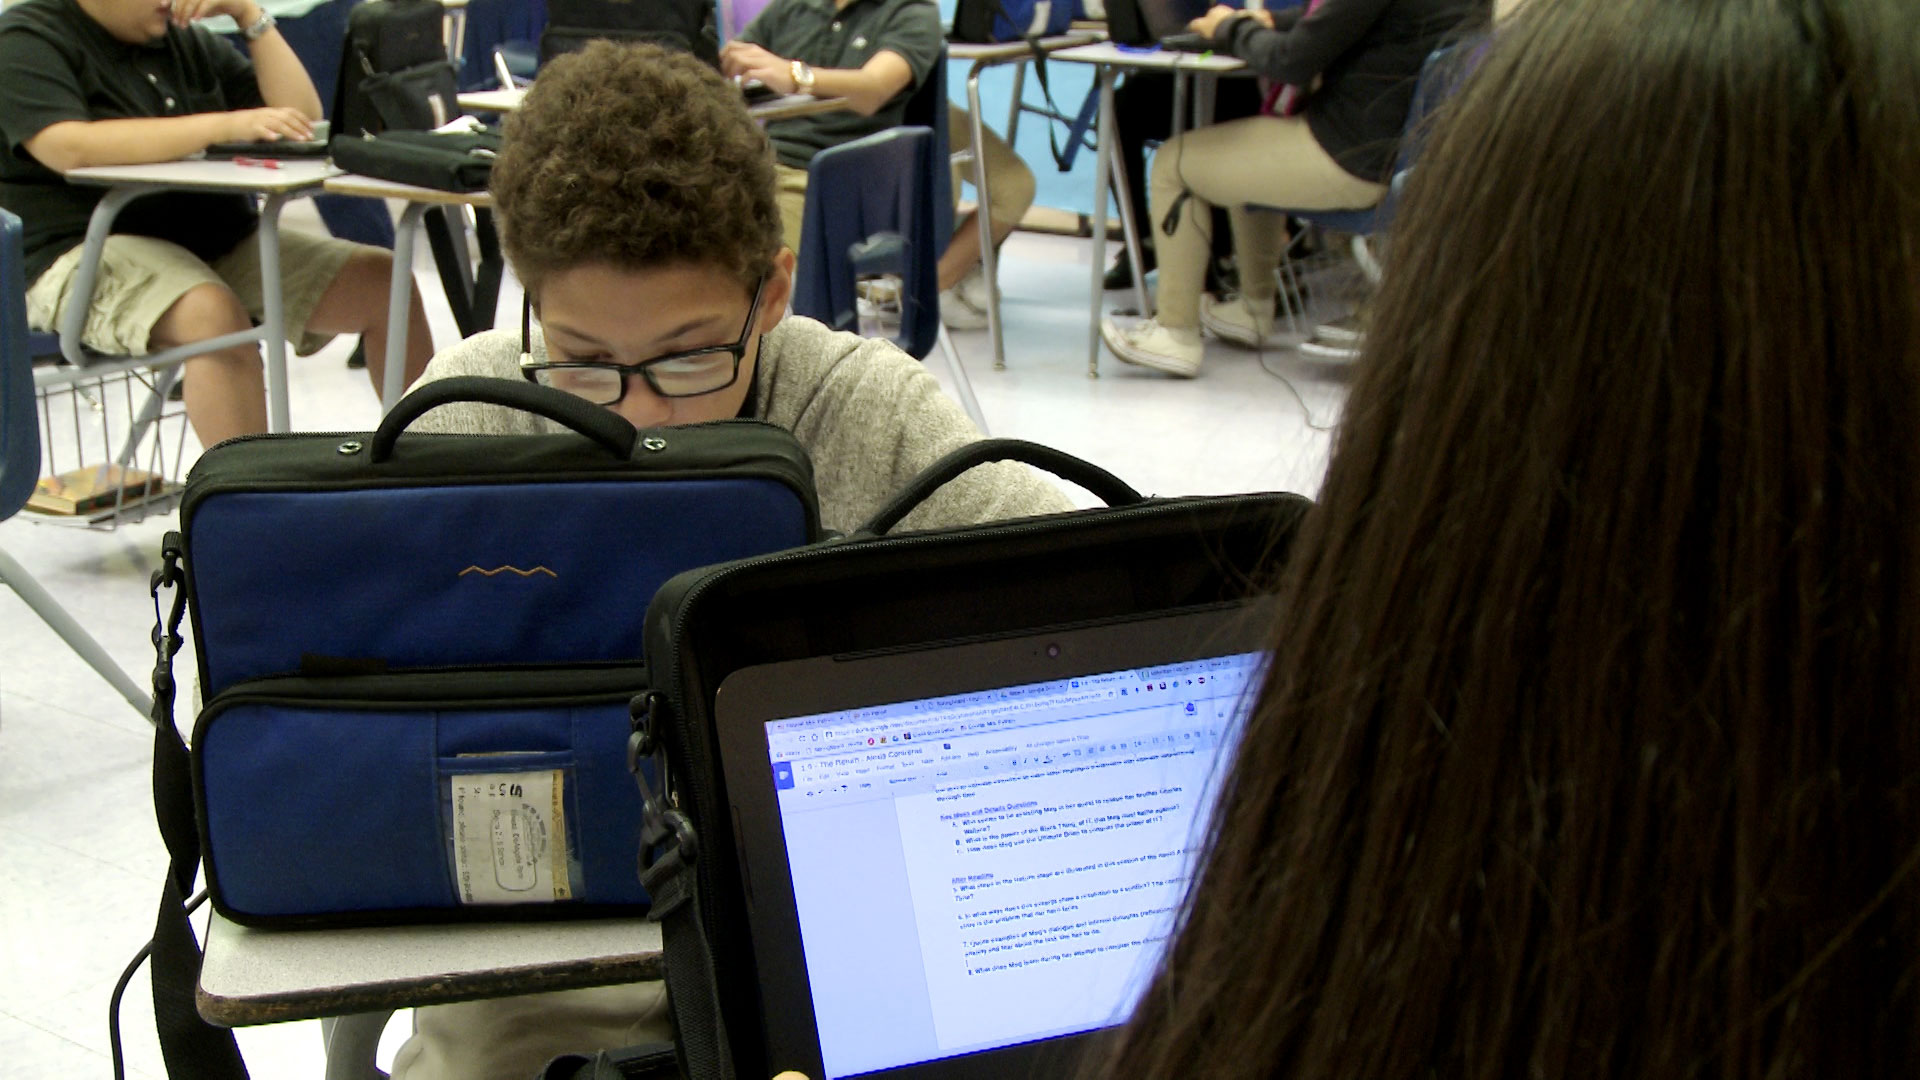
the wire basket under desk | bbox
[26,357,191,530]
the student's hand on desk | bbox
[772,1073,810,1079]
[169,0,261,28]
[720,41,796,92]
[221,107,316,143]
[1189,4,1270,38]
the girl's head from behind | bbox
[1105,1,1920,1078]
[490,42,790,427]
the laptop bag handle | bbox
[371,375,640,462]
[856,437,1145,537]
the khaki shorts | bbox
[25,229,362,358]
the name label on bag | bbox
[450,770,573,903]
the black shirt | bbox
[0,0,263,283]
[737,0,944,170]
[1216,0,1481,182]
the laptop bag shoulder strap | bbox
[148,532,251,1079]
[855,437,1145,537]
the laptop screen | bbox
[763,649,1265,1078]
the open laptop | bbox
[714,601,1272,1079]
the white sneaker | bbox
[1299,336,1363,362]
[940,284,990,330]
[1101,316,1203,377]
[1200,293,1287,349]
[940,266,997,331]
[1312,311,1364,344]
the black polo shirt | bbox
[0,0,263,284]
[737,0,943,170]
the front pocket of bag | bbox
[194,669,649,924]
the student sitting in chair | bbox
[717,0,1032,330]
[387,41,1072,1078]
[0,0,432,446]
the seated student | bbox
[1101,0,1480,377]
[0,0,432,447]
[716,0,1032,330]
[388,41,1073,1079]
[1088,0,1920,1075]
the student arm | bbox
[23,110,313,172]
[1211,0,1394,85]
[720,41,915,116]
[173,0,323,118]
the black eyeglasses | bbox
[518,275,768,404]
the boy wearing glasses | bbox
[391,42,1071,1080]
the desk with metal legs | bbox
[64,159,343,431]
[949,32,1100,370]
[1049,43,1245,377]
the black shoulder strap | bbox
[149,533,251,1079]
[629,693,735,1080]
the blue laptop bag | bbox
[149,377,819,931]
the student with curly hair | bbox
[385,40,1072,1080]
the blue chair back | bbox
[792,50,951,361]
[1,208,44,519]
[792,127,943,360]
[902,48,953,244]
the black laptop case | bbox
[633,439,1310,1079]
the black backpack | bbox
[332,0,459,136]
[539,0,720,67]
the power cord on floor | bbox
[111,887,209,1080]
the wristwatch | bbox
[790,59,816,96]
[241,9,278,41]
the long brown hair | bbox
[1099,0,1920,1076]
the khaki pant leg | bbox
[210,227,364,356]
[773,163,810,259]
[947,105,1036,235]
[390,982,673,1080]
[24,235,226,357]
[1148,115,1385,328]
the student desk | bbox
[197,909,663,1025]
[949,32,1102,370]
[198,909,663,1080]
[1049,42,1246,376]
[458,86,853,124]
[63,159,343,432]
[321,176,494,411]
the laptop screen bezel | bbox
[713,599,1273,1080]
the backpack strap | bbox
[630,692,736,1080]
[148,532,251,1079]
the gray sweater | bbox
[407,315,1075,534]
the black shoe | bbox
[1103,245,1157,290]
[345,341,367,370]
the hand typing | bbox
[222,107,315,143]
[1188,4,1265,38]
[720,41,797,93]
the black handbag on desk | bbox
[330,129,502,192]
[630,439,1310,1080]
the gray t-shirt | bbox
[737,0,944,169]
[408,315,1075,535]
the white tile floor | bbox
[0,202,1350,1078]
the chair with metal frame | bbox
[0,207,167,717]
[790,54,990,433]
